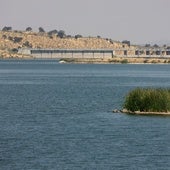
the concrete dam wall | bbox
[18,48,170,59]
[18,49,114,59]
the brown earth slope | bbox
[1,30,167,64]
[0,30,129,58]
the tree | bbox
[75,34,82,39]
[122,40,130,47]
[26,27,32,32]
[38,27,45,33]
[153,44,159,48]
[145,44,151,47]
[48,29,58,36]
[109,39,114,44]
[57,30,65,38]
[2,26,12,31]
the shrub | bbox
[23,41,32,48]
[151,60,157,64]
[109,59,119,63]
[145,44,151,47]
[121,59,128,64]
[8,36,13,41]
[48,35,53,39]
[66,35,72,38]
[26,27,32,32]
[38,27,45,33]
[144,59,148,63]
[11,48,18,53]
[153,44,159,48]
[57,30,65,38]
[2,35,7,39]
[109,39,114,44]
[2,26,12,31]
[13,37,23,43]
[124,88,170,112]
[75,34,82,39]
[48,30,58,36]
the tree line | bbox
[1,26,83,39]
[2,26,168,48]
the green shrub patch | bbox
[124,88,170,112]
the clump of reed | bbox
[124,88,170,112]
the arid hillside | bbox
[0,30,130,58]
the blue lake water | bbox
[0,60,170,170]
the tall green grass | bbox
[124,88,170,112]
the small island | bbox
[115,88,170,116]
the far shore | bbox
[1,56,170,64]
[60,57,170,64]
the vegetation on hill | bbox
[1,27,169,61]
[0,27,129,58]
[0,27,125,49]
[124,88,170,112]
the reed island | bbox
[118,88,170,116]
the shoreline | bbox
[1,56,170,64]
[60,57,170,64]
[113,109,170,116]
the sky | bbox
[1,0,170,45]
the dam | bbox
[18,48,170,59]
[18,48,114,59]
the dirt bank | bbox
[60,57,170,64]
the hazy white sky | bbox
[1,0,170,44]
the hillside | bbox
[0,30,130,58]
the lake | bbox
[0,60,170,170]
